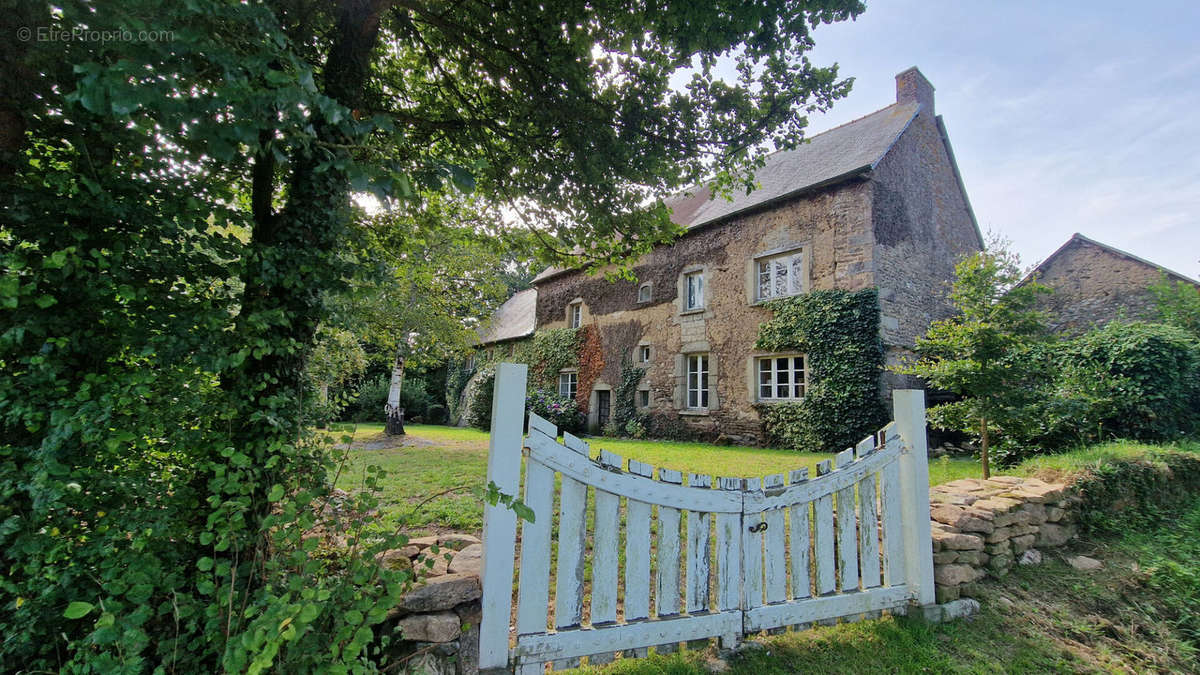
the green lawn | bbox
[330,423,977,534]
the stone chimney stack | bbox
[896,67,934,116]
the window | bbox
[568,302,582,329]
[757,355,807,401]
[637,390,650,408]
[756,249,805,301]
[465,354,475,370]
[508,342,516,357]
[684,272,704,311]
[686,354,709,409]
[638,345,651,364]
[637,283,652,303]
[558,372,578,399]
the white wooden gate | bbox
[479,363,935,672]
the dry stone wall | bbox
[929,477,1077,603]
[377,534,485,675]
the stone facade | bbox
[486,68,983,442]
[1029,233,1199,335]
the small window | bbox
[637,282,652,303]
[638,345,651,364]
[684,272,704,311]
[757,355,807,401]
[568,302,582,329]
[637,390,650,408]
[686,354,709,409]
[558,372,578,399]
[465,354,475,370]
[755,249,805,301]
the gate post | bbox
[479,363,529,671]
[893,389,936,608]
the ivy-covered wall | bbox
[755,288,888,453]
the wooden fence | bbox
[479,363,935,672]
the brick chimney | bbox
[896,67,934,115]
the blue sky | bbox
[797,0,1200,279]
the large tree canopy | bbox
[1,0,863,670]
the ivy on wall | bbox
[575,325,605,412]
[755,288,888,453]
[613,359,646,433]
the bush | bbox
[996,322,1200,463]
[465,367,496,430]
[399,377,435,420]
[426,404,448,425]
[526,388,585,434]
[344,374,391,423]
[1070,450,1200,535]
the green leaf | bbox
[197,557,214,571]
[268,484,285,502]
[63,601,94,619]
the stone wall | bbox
[870,103,983,391]
[378,534,485,675]
[1033,236,1187,335]
[928,477,1077,603]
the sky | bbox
[794,0,1200,279]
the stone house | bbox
[1026,233,1199,335]
[478,68,982,442]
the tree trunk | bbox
[980,417,990,479]
[385,349,406,436]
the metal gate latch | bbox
[747,521,769,533]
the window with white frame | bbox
[686,354,709,409]
[637,283,652,303]
[755,249,805,301]
[558,371,578,399]
[757,355,807,401]
[638,345,651,364]
[684,271,704,311]
[568,302,582,329]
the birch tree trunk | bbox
[385,348,406,436]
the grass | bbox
[568,493,1200,674]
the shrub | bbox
[399,377,435,419]
[1070,450,1200,535]
[344,374,390,423]
[465,367,496,430]
[426,404,448,425]
[996,321,1200,463]
[526,388,584,434]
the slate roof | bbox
[1026,233,1200,287]
[532,102,921,284]
[477,288,537,345]
[664,102,919,230]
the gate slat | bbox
[517,459,555,637]
[590,451,623,665]
[715,476,742,649]
[858,472,882,590]
[762,474,787,605]
[835,449,860,593]
[686,474,712,615]
[880,458,906,587]
[655,468,683,654]
[788,469,812,602]
[855,438,882,591]
[813,460,836,595]
[625,459,654,658]
[552,433,591,670]
[741,477,764,611]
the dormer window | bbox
[684,272,704,311]
[568,302,582,329]
[637,282,652,303]
[755,248,805,301]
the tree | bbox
[1149,275,1200,340]
[2,0,865,669]
[341,196,519,434]
[896,241,1051,478]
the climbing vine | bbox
[613,359,646,433]
[755,288,888,453]
[575,325,605,412]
